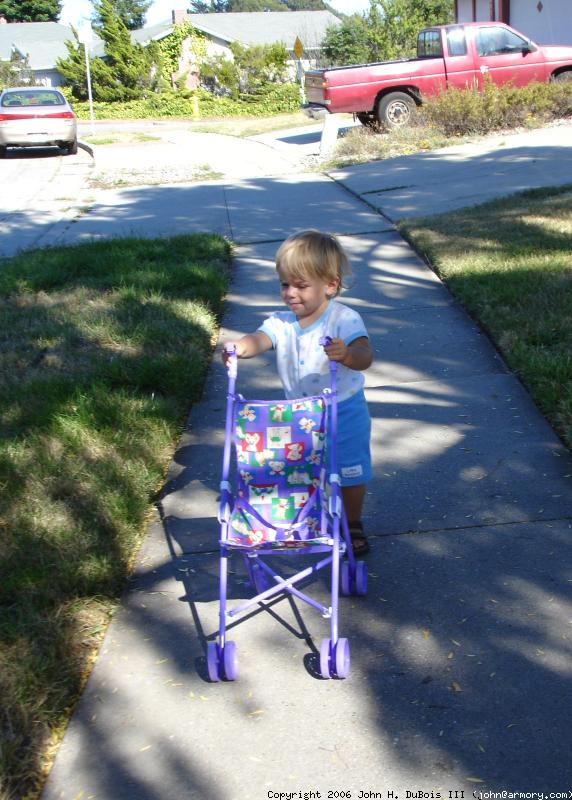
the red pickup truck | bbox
[304,22,572,128]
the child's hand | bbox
[323,337,348,363]
[221,342,237,367]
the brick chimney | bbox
[172,10,188,25]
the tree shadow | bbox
[34,155,572,797]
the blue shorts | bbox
[327,390,371,487]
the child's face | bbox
[277,267,339,328]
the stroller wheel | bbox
[207,642,221,682]
[223,641,239,681]
[355,561,368,596]
[320,638,332,679]
[334,638,350,679]
[340,561,352,596]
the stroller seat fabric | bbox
[229,397,329,549]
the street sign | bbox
[294,36,304,59]
[77,19,93,45]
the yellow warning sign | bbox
[294,36,304,59]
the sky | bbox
[59,0,370,28]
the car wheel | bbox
[376,91,416,129]
[65,139,78,156]
[0,145,7,159]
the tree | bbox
[57,0,159,101]
[0,53,37,87]
[322,0,453,65]
[322,15,371,66]
[0,0,61,22]
[200,40,289,97]
[189,0,328,10]
[367,0,454,60]
[227,0,288,10]
[91,0,152,31]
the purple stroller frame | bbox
[207,341,367,681]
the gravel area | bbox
[84,126,325,188]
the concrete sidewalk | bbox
[41,129,572,799]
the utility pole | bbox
[77,19,95,136]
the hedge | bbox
[68,84,301,120]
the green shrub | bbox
[69,84,300,120]
[418,78,572,137]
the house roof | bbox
[136,10,340,51]
[0,21,104,69]
[0,10,339,74]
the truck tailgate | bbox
[305,72,326,104]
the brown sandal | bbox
[348,521,369,556]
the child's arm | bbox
[222,331,273,365]
[323,336,373,371]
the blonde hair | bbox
[275,230,352,296]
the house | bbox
[0,21,104,87]
[133,9,341,88]
[455,0,572,44]
[0,10,339,91]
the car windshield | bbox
[1,90,66,108]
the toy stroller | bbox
[208,339,367,681]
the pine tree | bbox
[57,0,158,101]
[0,0,61,22]
[92,0,152,31]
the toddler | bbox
[223,230,373,555]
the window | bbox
[418,30,443,58]
[1,90,65,107]
[446,26,467,57]
[476,26,528,57]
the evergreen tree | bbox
[189,0,329,10]
[227,0,288,10]
[0,0,61,22]
[57,0,159,101]
[92,0,152,31]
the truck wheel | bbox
[377,92,415,129]
[553,71,572,83]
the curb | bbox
[78,140,94,158]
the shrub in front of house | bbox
[68,84,300,120]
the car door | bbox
[474,25,548,88]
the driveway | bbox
[0,119,327,258]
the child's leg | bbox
[342,484,365,522]
[342,484,369,555]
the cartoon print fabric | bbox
[229,396,328,547]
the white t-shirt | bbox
[258,300,369,402]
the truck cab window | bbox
[418,31,443,58]
[477,26,528,57]
[446,27,467,57]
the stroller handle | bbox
[224,343,238,378]
[319,336,338,376]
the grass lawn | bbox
[399,185,572,452]
[0,234,231,800]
